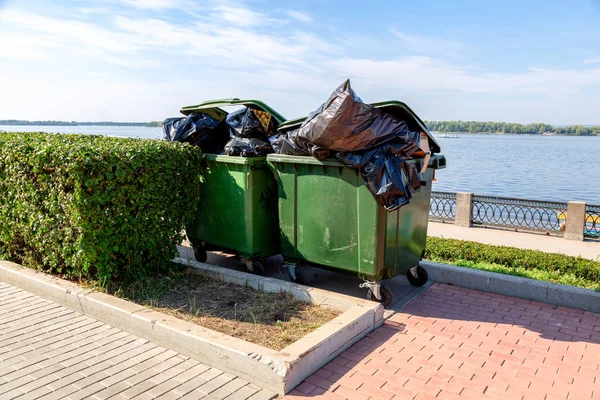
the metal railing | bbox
[586,205,600,239]
[429,192,456,222]
[472,195,568,234]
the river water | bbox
[2,126,599,204]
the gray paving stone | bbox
[123,356,187,387]
[204,387,234,400]
[221,378,250,394]
[223,386,259,400]
[1,387,29,400]
[38,383,81,400]
[195,374,236,396]
[67,382,107,400]
[0,375,34,396]
[0,283,267,400]
[119,379,158,399]
[92,381,132,399]
[246,390,277,400]
[156,390,185,400]
[180,389,207,400]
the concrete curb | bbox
[0,260,383,395]
[421,261,600,313]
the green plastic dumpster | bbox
[267,101,445,306]
[180,99,285,274]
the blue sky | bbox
[1,0,600,123]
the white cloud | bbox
[119,0,182,10]
[211,6,267,27]
[0,10,139,55]
[1,0,600,124]
[392,29,464,56]
[329,56,600,97]
[584,57,600,64]
[284,10,313,23]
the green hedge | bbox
[425,236,600,282]
[0,132,203,285]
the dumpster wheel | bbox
[407,266,428,287]
[367,285,393,308]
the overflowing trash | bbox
[222,107,276,156]
[163,106,278,156]
[272,79,427,211]
[162,113,229,154]
[164,82,434,211]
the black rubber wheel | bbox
[407,265,428,287]
[250,260,265,276]
[192,244,207,263]
[290,267,307,285]
[367,285,393,308]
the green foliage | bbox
[425,237,600,283]
[425,120,600,136]
[0,132,203,286]
[445,259,599,290]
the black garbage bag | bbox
[224,137,274,157]
[361,153,419,211]
[337,143,422,211]
[335,140,420,168]
[226,107,277,140]
[274,79,424,210]
[270,129,330,159]
[224,106,279,156]
[295,79,420,152]
[162,113,228,153]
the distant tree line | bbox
[425,121,600,136]
[0,120,163,127]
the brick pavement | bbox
[0,282,275,400]
[285,283,600,400]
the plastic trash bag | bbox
[226,107,276,140]
[362,154,412,211]
[162,113,228,153]
[335,140,420,168]
[224,137,274,157]
[272,79,425,210]
[337,144,422,211]
[224,106,278,157]
[296,79,420,152]
[270,129,330,159]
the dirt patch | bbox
[111,268,340,351]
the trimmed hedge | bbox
[0,132,203,285]
[425,236,600,282]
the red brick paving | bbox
[284,284,600,400]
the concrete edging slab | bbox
[0,260,383,394]
[421,261,600,313]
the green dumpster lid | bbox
[180,98,286,124]
[277,100,441,154]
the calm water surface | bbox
[2,126,599,204]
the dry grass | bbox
[109,267,340,350]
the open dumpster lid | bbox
[277,100,441,154]
[180,98,286,125]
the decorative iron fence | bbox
[428,191,573,235]
[429,192,456,222]
[472,195,567,234]
[585,205,600,239]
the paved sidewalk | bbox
[0,282,275,400]
[285,283,600,400]
[428,221,600,260]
